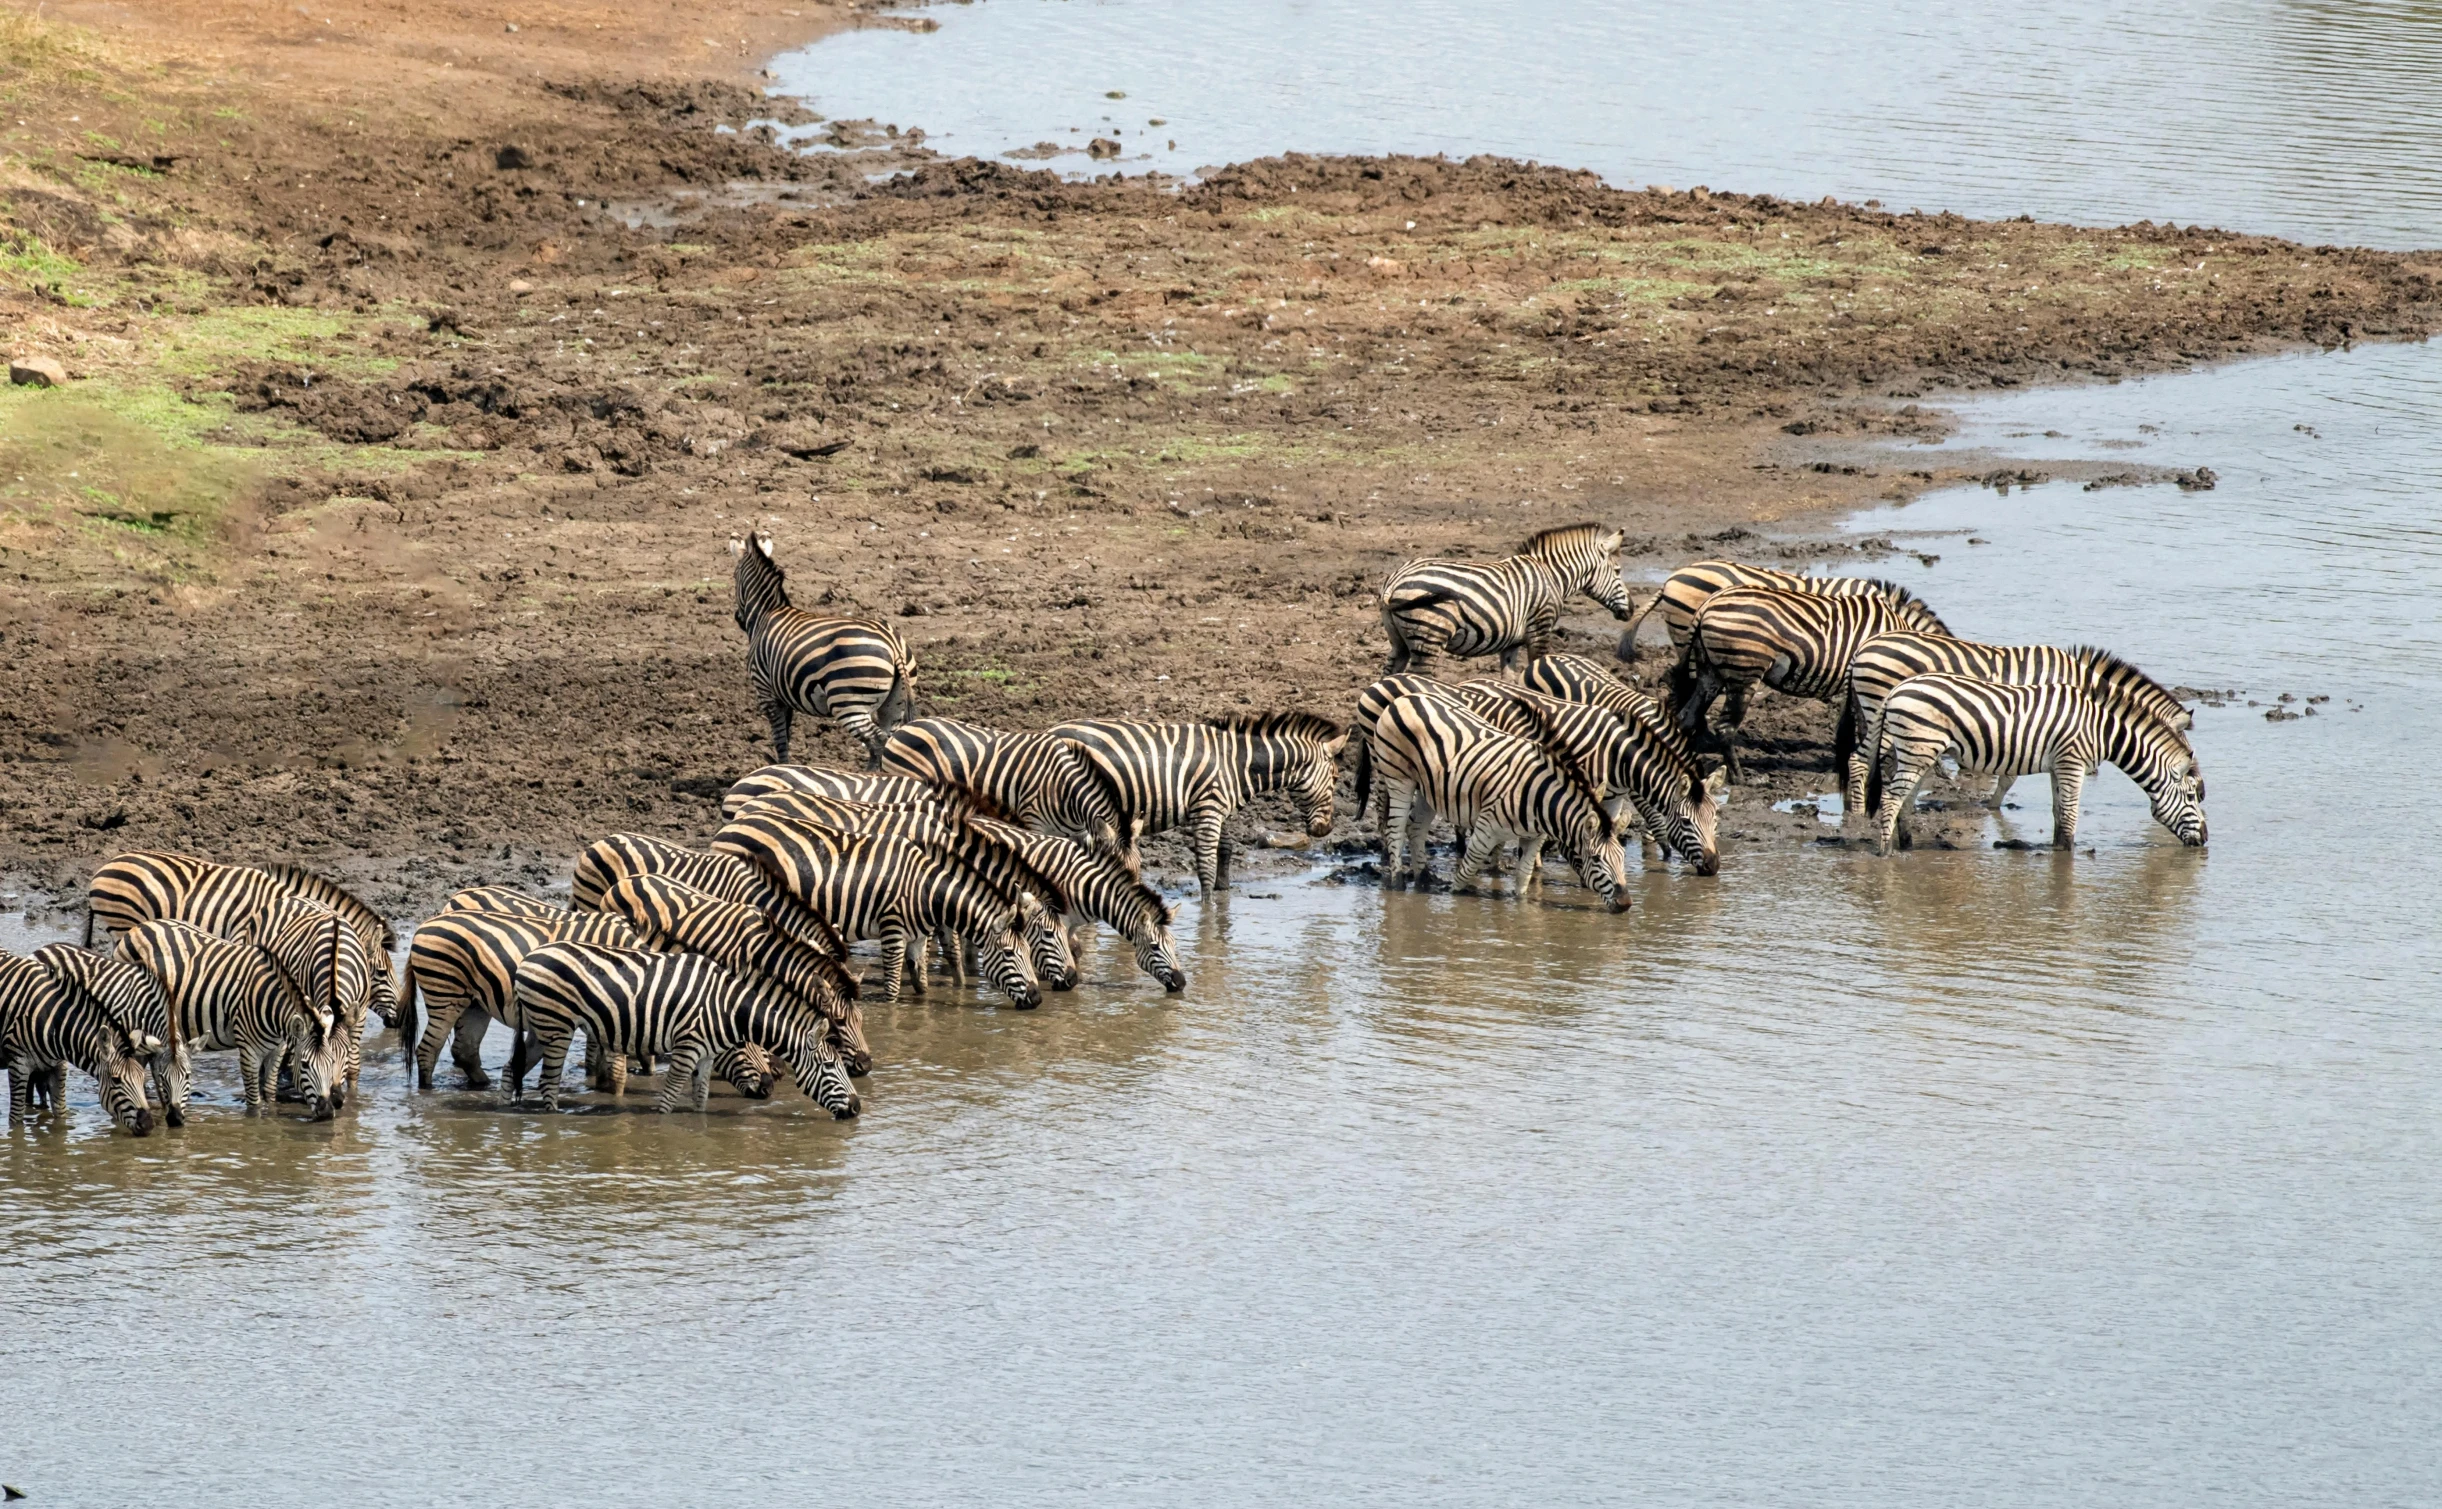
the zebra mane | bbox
[1203,712,1345,748]
[1520,522,1613,559]
[261,861,394,947]
[1517,698,1615,843]
[2069,644,2179,701]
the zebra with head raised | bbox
[1618,559,1939,664]
[512,942,860,1117]
[724,789,1079,993]
[712,812,1042,1008]
[1367,691,1632,912]
[964,816,1186,993]
[732,533,916,768]
[570,834,849,961]
[1,950,161,1135]
[117,919,347,1119]
[1867,674,2208,855]
[1379,522,1635,677]
[598,872,872,1075]
[1049,714,1349,895]
[879,717,1134,869]
[1840,633,2197,827]
[1668,584,1954,782]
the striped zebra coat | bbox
[711,813,1042,1007]
[1049,715,1348,894]
[403,905,653,1092]
[1519,653,1687,755]
[1839,633,2197,824]
[34,942,184,1126]
[878,717,1133,867]
[259,863,399,1030]
[724,790,1079,993]
[86,852,376,1094]
[722,764,994,822]
[1619,558,1945,663]
[117,920,345,1118]
[1669,585,1954,781]
[963,816,1185,992]
[1379,523,1635,676]
[1867,674,2209,854]
[598,872,871,1074]
[512,942,859,1116]
[1367,692,1632,912]
[570,833,849,962]
[438,885,571,920]
[734,533,915,767]
[1456,681,1724,874]
[0,950,161,1134]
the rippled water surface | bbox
[11,5,2442,1504]
[776,0,2442,247]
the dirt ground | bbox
[3,0,2438,919]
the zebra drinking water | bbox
[1,950,161,1135]
[116,919,347,1119]
[1049,714,1348,894]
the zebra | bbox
[258,863,400,1031]
[721,764,997,822]
[1455,680,1724,875]
[878,717,1134,868]
[723,790,1080,993]
[1618,558,1947,663]
[403,905,658,1092]
[116,920,345,1119]
[569,833,849,962]
[1366,691,1632,912]
[437,885,572,919]
[1049,715,1349,894]
[1668,585,1955,782]
[1,950,162,1134]
[711,812,1042,1007]
[511,942,860,1117]
[1519,652,1688,756]
[597,872,872,1074]
[1378,522,1634,676]
[1839,632,2198,826]
[1867,674,2208,855]
[85,852,376,1095]
[33,942,184,1126]
[733,532,916,768]
[962,816,1186,993]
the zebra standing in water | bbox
[711,813,1042,1007]
[34,944,183,1126]
[1,951,160,1134]
[1669,584,1954,782]
[116,920,346,1119]
[1049,715,1349,894]
[1618,559,1937,663]
[1378,522,1636,677]
[511,942,860,1116]
[1839,633,2197,827]
[962,816,1186,993]
[1867,675,2208,854]
[569,834,849,962]
[259,863,400,1031]
[403,904,658,1093]
[1366,692,1632,912]
[879,717,1134,868]
[733,533,916,768]
[1456,680,1724,875]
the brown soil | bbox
[3,0,2438,918]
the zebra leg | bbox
[1987,773,2016,810]
[1452,822,1503,895]
[449,1007,491,1090]
[40,1063,65,1113]
[1189,806,1228,895]
[533,1028,573,1112]
[761,697,797,764]
[7,1068,29,1126]
[1874,752,1937,855]
[1518,836,1548,890]
[1381,784,1415,884]
[606,1046,630,1099]
[503,1026,533,1099]
[2051,761,2088,848]
[876,924,910,1001]
[239,1045,269,1112]
[835,708,883,771]
[654,1043,706,1112]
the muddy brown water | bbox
[11,9,2442,1506]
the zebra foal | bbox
[1867,674,2208,854]
[1367,692,1632,912]
[1619,559,1940,664]
[1,950,161,1134]
[1049,714,1348,894]
[511,943,859,1117]
[733,533,915,767]
[1379,522,1635,677]
[117,920,346,1119]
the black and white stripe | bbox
[1366,691,1632,911]
[35,943,185,1126]
[1867,674,2208,853]
[511,942,859,1116]
[1,949,160,1135]
[569,833,848,960]
[878,717,1133,866]
[962,816,1185,993]
[1379,522,1634,676]
[1456,680,1724,874]
[1519,652,1686,755]
[1049,715,1348,894]
[1619,558,1945,663]
[403,904,652,1092]
[733,532,916,767]
[116,919,344,1118]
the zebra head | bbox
[1018,893,1081,992]
[1657,765,1727,875]
[261,945,343,1119]
[730,531,789,633]
[977,919,1043,1010]
[1134,899,1186,994]
[97,1026,158,1137]
[1560,799,1633,914]
[2148,751,2209,847]
[1300,729,1351,837]
[713,1041,777,1100]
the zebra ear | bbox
[755,532,774,558]
[728,535,747,558]
[1323,731,1350,759]
[1598,529,1623,555]
[1701,763,1728,797]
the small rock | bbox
[503,21,519,31]
[2174,466,2218,491]
[508,278,533,295]
[9,355,68,387]
[1087,137,1122,160]
[495,144,533,170]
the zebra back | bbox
[570,833,848,960]
[880,718,1132,862]
[407,906,650,1036]
[441,885,570,919]
[33,943,179,1059]
[512,942,738,1108]
[1520,653,1685,752]
[722,763,995,821]
[599,872,867,1059]
[1681,586,1944,706]
[1051,714,1349,844]
[734,535,915,758]
[1349,675,1460,811]
[732,789,1073,917]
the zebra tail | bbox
[1864,736,1886,818]
[396,954,421,1061]
[1665,638,1706,733]
[1832,689,1858,787]
[1353,732,1374,814]
[1615,591,1661,663]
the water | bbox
[774,0,2442,248]
[12,6,2442,1504]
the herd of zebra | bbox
[0,523,2208,1137]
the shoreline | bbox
[3,1,2438,922]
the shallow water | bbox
[775,0,2442,248]
[12,6,2442,1505]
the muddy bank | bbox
[2,2,2437,919]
